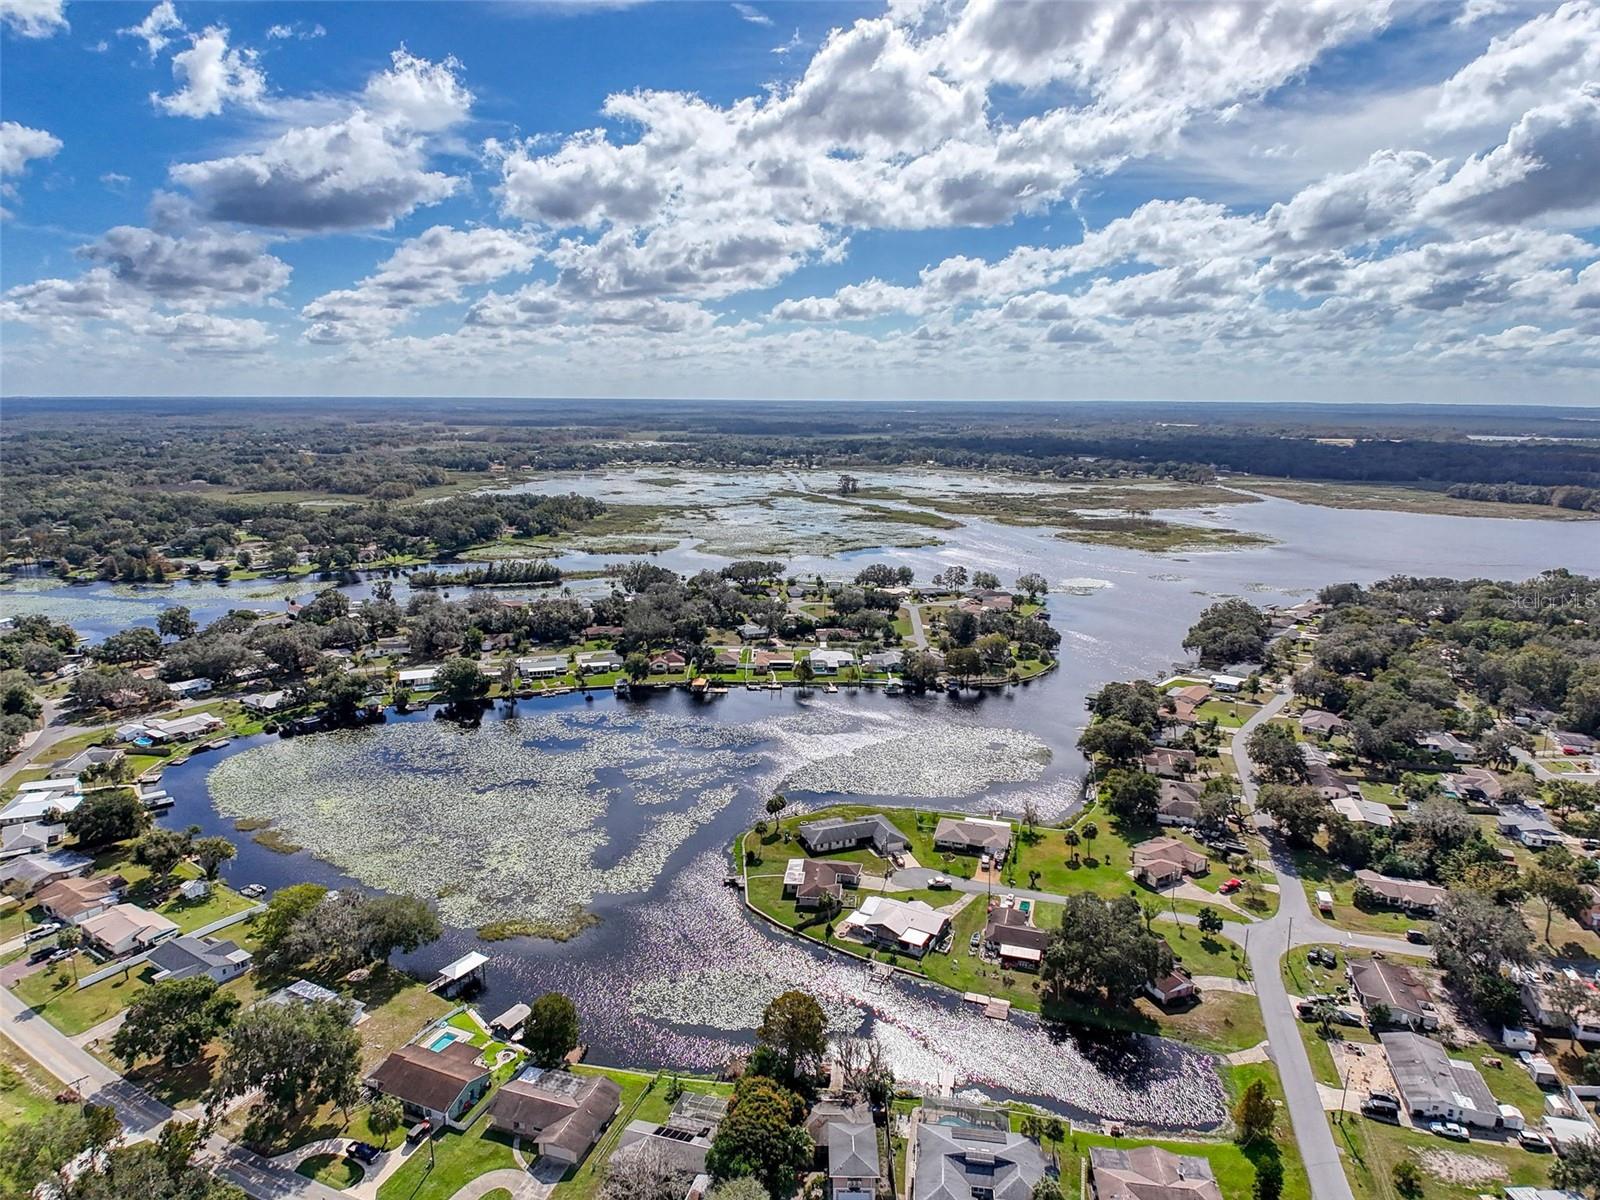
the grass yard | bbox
[1193,699,1261,728]
[552,1068,661,1200]
[1332,1113,1553,1200]
[1058,1126,1305,1200]
[12,956,151,1036]
[296,1152,365,1190]
[375,1111,518,1200]
[0,1036,58,1127]
[1291,851,1418,937]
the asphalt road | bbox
[0,985,344,1200]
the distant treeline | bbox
[408,559,562,589]
[1444,482,1600,512]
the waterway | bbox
[3,470,1597,1126]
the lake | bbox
[4,470,1597,1126]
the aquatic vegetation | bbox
[612,853,1228,1129]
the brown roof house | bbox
[932,817,1013,860]
[1131,838,1208,888]
[985,905,1050,970]
[1353,870,1447,915]
[1088,1146,1223,1200]
[81,903,178,956]
[1156,780,1202,827]
[366,1039,490,1130]
[1349,957,1437,1030]
[487,1067,621,1165]
[783,859,862,910]
[1142,747,1197,778]
[36,873,125,924]
[1145,968,1199,1008]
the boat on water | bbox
[690,676,709,694]
[884,679,904,695]
[613,679,631,696]
[825,683,838,693]
[709,686,729,695]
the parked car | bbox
[1519,1130,1553,1152]
[1218,878,1243,894]
[347,1142,381,1165]
[405,1121,432,1145]
[1405,928,1429,944]
[929,876,951,889]
[24,923,61,943]
[45,949,73,964]
[1360,1101,1399,1123]
[1366,1091,1399,1108]
[1430,1121,1469,1141]
[26,945,56,964]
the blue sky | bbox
[1,0,1597,401]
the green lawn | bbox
[552,1068,661,1200]
[1193,699,1261,728]
[1060,1127,1304,1200]
[297,1153,365,1190]
[1290,851,1418,936]
[375,1111,518,1200]
[0,1037,58,1127]
[12,957,151,1036]
[1332,1113,1554,1200]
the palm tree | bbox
[57,925,82,984]
[368,1095,403,1149]
[1064,829,1080,863]
[1081,822,1099,862]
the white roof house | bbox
[167,678,214,697]
[840,895,950,956]
[809,649,857,674]
[517,655,570,678]
[0,787,83,827]
[1330,795,1395,827]
[397,667,439,686]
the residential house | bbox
[1329,795,1395,828]
[753,650,796,672]
[366,1041,491,1130]
[798,815,908,856]
[1299,710,1349,739]
[864,650,903,673]
[613,1092,728,1178]
[736,623,768,641]
[1497,808,1565,850]
[1353,870,1447,915]
[1441,768,1503,805]
[0,820,66,860]
[650,651,687,674]
[932,816,1013,860]
[486,1067,622,1165]
[584,625,625,641]
[1145,969,1198,1007]
[1581,885,1600,932]
[1518,967,1600,1043]
[1417,731,1476,761]
[1209,674,1246,692]
[1553,732,1596,756]
[839,895,950,957]
[1142,747,1197,778]
[809,649,856,676]
[1304,759,1356,803]
[1156,779,1203,827]
[81,903,179,956]
[911,1119,1046,1200]
[263,978,366,1024]
[48,746,123,779]
[396,667,439,688]
[148,935,253,984]
[783,859,862,910]
[166,678,213,698]
[1380,1031,1500,1129]
[806,1099,872,1157]
[241,690,288,714]
[34,871,122,921]
[825,1121,880,1200]
[1349,957,1437,1030]
[132,714,225,744]
[0,780,84,826]
[714,650,742,671]
[1088,1146,1223,1200]
[518,655,570,679]
[1131,837,1208,887]
[984,905,1048,971]
[1167,684,1211,723]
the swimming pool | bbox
[426,1030,459,1051]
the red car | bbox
[1218,878,1243,894]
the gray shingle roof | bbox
[828,1121,880,1181]
[913,1122,1045,1200]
